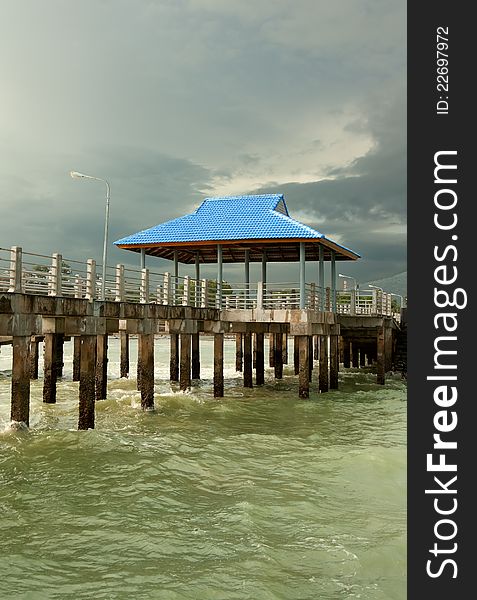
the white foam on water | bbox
[1,420,29,434]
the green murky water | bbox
[0,337,406,599]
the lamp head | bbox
[70,170,97,180]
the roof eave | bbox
[115,237,360,261]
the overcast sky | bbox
[0,0,406,285]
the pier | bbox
[0,194,402,429]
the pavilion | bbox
[114,194,360,310]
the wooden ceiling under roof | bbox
[119,238,359,264]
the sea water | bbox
[0,337,406,599]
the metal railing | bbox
[0,246,398,317]
[335,289,395,318]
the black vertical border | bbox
[408,2,474,597]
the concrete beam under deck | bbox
[1,293,341,348]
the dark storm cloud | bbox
[251,91,406,283]
[0,0,405,283]
[0,145,213,269]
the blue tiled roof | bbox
[114,194,360,258]
[115,194,326,244]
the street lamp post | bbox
[369,284,385,314]
[338,273,357,290]
[339,273,358,314]
[70,171,111,301]
[390,292,405,308]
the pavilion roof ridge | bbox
[194,193,288,216]
[270,209,324,239]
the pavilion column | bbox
[140,248,146,269]
[261,251,267,288]
[319,245,325,311]
[170,333,179,382]
[217,244,223,308]
[299,242,306,309]
[244,249,250,307]
[195,252,200,280]
[274,332,283,379]
[330,250,337,312]
[192,332,200,379]
[255,332,265,385]
[243,332,253,388]
[173,250,179,304]
[261,250,267,308]
[195,252,200,307]
[319,335,329,393]
[235,333,243,372]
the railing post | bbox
[8,246,23,293]
[49,253,62,296]
[350,290,356,315]
[371,289,377,314]
[140,268,150,304]
[310,282,316,310]
[115,264,125,302]
[182,275,190,306]
[197,279,202,307]
[257,281,264,310]
[385,293,392,316]
[299,242,306,309]
[325,286,331,311]
[74,275,83,298]
[86,259,96,301]
[163,272,170,305]
[201,279,207,308]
